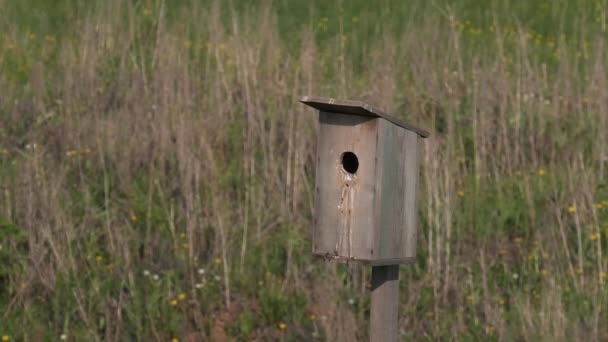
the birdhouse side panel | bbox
[375,120,420,261]
[401,130,421,259]
[313,112,379,261]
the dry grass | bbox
[0,0,607,340]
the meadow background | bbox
[1,0,608,340]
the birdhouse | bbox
[301,96,429,265]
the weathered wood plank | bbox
[402,131,420,258]
[375,119,420,260]
[314,112,378,261]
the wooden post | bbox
[370,265,400,342]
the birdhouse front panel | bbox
[314,111,378,261]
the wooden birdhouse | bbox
[301,96,429,266]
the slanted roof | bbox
[300,96,430,138]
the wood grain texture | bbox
[402,131,421,258]
[313,112,378,261]
[375,119,420,260]
[370,265,400,342]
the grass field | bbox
[1,0,608,340]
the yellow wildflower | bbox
[538,169,546,176]
[498,298,505,305]
[170,299,178,306]
[590,233,599,241]
[171,338,179,342]
[595,203,603,209]
[309,314,316,321]
[130,214,137,222]
[457,191,465,198]
[567,206,576,214]
[1,336,8,342]
[214,257,222,265]
[95,255,103,263]
[178,293,186,301]
[278,322,287,330]
[81,147,91,155]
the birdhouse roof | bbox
[300,96,429,138]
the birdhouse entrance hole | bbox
[341,151,359,174]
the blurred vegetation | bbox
[1,0,608,340]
